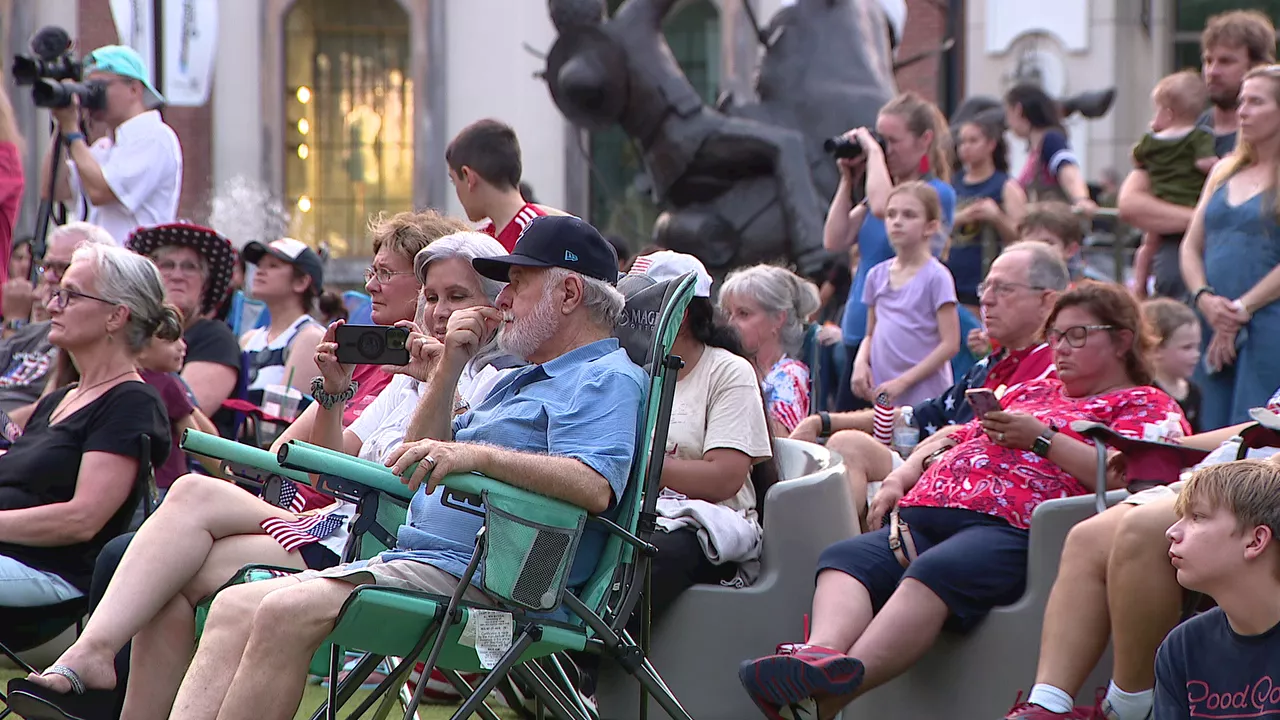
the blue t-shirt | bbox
[1154,606,1280,719]
[380,338,649,588]
[949,171,1008,305]
[841,177,956,345]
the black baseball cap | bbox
[243,237,325,291]
[472,215,619,284]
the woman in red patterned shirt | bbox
[739,281,1190,720]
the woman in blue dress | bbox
[1182,65,1280,428]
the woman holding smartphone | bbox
[19,232,522,720]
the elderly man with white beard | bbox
[160,216,648,720]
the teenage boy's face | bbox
[1020,227,1078,261]
[1167,499,1255,593]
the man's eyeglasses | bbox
[977,280,1046,298]
[49,287,116,311]
[1046,324,1115,349]
[363,267,416,285]
[154,259,205,276]
[38,261,71,279]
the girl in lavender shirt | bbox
[852,182,961,407]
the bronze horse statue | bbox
[544,0,899,276]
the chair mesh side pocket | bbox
[480,491,586,612]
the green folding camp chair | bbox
[183,271,699,720]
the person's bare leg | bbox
[119,595,194,720]
[213,578,364,720]
[826,430,894,529]
[1032,504,1132,694]
[28,475,299,694]
[168,575,302,720]
[1107,497,1181,693]
[804,570,876,653]
[815,579,949,718]
[119,534,306,720]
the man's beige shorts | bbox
[291,556,491,603]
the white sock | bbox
[1027,683,1074,714]
[1103,681,1154,720]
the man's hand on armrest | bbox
[387,440,613,514]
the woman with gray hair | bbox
[17,230,524,716]
[719,264,822,434]
[0,243,174,607]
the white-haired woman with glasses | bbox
[0,243,175,607]
[16,230,523,720]
[719,264,822,435]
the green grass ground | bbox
[1,668,519,720]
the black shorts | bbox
[817,506,1029,631]
[299,543,340,570]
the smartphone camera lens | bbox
[357,331,385,359]
[387,328,408,350]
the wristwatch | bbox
[62,132,86,147]
[1191,285,1216,308]
[1031,426,1059,458]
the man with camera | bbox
[38,45,182,245]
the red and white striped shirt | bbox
[480,203,549,252]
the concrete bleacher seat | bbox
[597,437,856,720]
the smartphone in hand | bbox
[965,388,1001,419]
[334,324,411,366]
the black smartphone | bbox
[334,324,411,366]
[965,388,1001,419]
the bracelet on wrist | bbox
[62,132,86,147]
[310,376,358,410]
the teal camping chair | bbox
[182,271,700,720]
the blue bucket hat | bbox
[85,45,165,108]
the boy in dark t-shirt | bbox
[1155,459,1280,720]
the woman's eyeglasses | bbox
[1046,324,1114,348]
[49,287,116,311]
[364,267,415,284]
[154,259,205,276]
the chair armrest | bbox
[276,440,586,524]
[180,429,311,485]
[760,459,858,579]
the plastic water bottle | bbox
[893,406,920,458]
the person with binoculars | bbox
[37,45,182,245]
[822,91,957,412]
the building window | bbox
[589,0,720,250]
[1172,0,1280,72]
[284,0,413,258]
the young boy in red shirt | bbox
[446,119,566,251]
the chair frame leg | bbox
[510,664,589,720]
[522,660,592,720]
[437,669,505,720]
[449,629,538,720]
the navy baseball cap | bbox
[472,215,619,284]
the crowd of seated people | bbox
[6,12,1280,719]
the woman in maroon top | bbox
[739,282,1190,720]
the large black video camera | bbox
[13,26,106,111]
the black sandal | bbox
[6,665,116,720]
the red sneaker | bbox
[1004,690,1100,719]
[739,643,864,711]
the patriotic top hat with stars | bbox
[127,223,237,315]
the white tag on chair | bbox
[458,608,514,670]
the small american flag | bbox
[261,511,348,552]
[275,481,309,514]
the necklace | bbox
[50,369,137,423]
